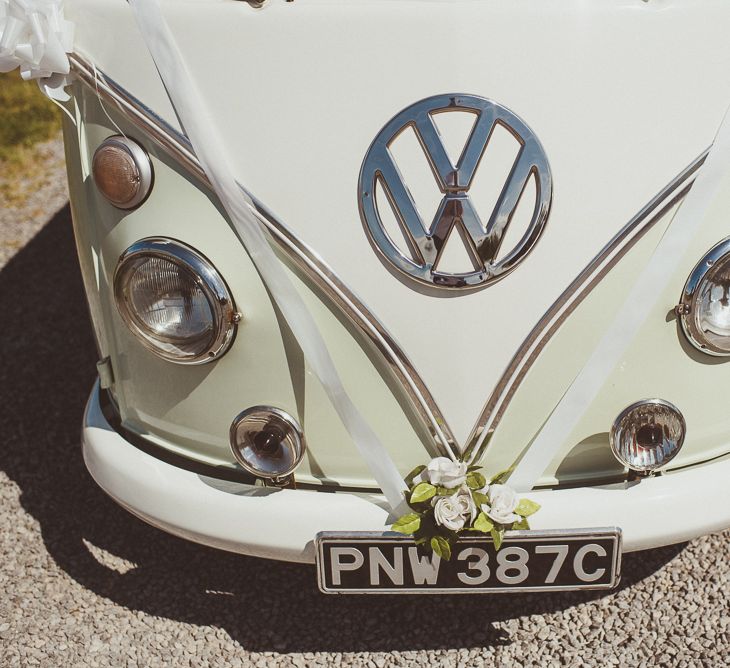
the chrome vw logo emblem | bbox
[358,94,552,289]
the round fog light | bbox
[610,399,686,474]
[230,407,306,480]
[92,136,153,209]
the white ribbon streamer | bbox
[127,0,410,511]
[508,104,730,492]
[0,0,73,101]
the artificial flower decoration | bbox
[391,457,541,560]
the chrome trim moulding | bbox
[68,52,458,457]
[69,52,706,469]
[465,150,707,462]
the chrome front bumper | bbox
[83,383,730,563]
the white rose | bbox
[432,486,475,531]
[420,457,468,489]
[455,485,476,523]
[481,483,521,525]
[432,496,465,531]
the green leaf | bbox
[405,464,427,486]
[513,517,530,531]
[467,464,483,472]
[466,471,487,490]
[490,526,505,551]
[436,485,459,496]
[473,512,493,534]
[490,469,512,485]
[391,513,421,535]
[430,535,452,561]
[515,498,541,517]
[410,482,437,504]
[472,491,489,508]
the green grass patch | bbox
[0,71,63,204]
[0,71,61,161]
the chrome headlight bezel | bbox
[113,238,237,365]
[678,237,730,356]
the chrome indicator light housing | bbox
[113,238,238,364]
[92,136,154,210]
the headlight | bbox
[229,406,306,480]
[609,399,686,474]
[678,237,730,356]
[114,239,238,364]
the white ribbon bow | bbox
[0,0,73,100]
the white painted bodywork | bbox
[84,382,730,561]
[63,0,730,557]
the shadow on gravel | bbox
[0,207,687,653]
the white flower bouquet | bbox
[391,456,541,560]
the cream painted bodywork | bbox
[83,382,730,561]
[65,91,441,489]
[65,0,730,507]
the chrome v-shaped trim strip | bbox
[463,150,706,462]
[69,52,706,466]
[68,53,458,457]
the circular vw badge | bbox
[358,94,552,289]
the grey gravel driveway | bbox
[0,141,728,667]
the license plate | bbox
[316,528,621,594]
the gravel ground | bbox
[0,136,68,269]
[0,138,728,667]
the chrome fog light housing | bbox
[610,399,686,474]
[678,237,730,356]
[92,136,153,209]
[230,407,306,480]
[114,238,237,364]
